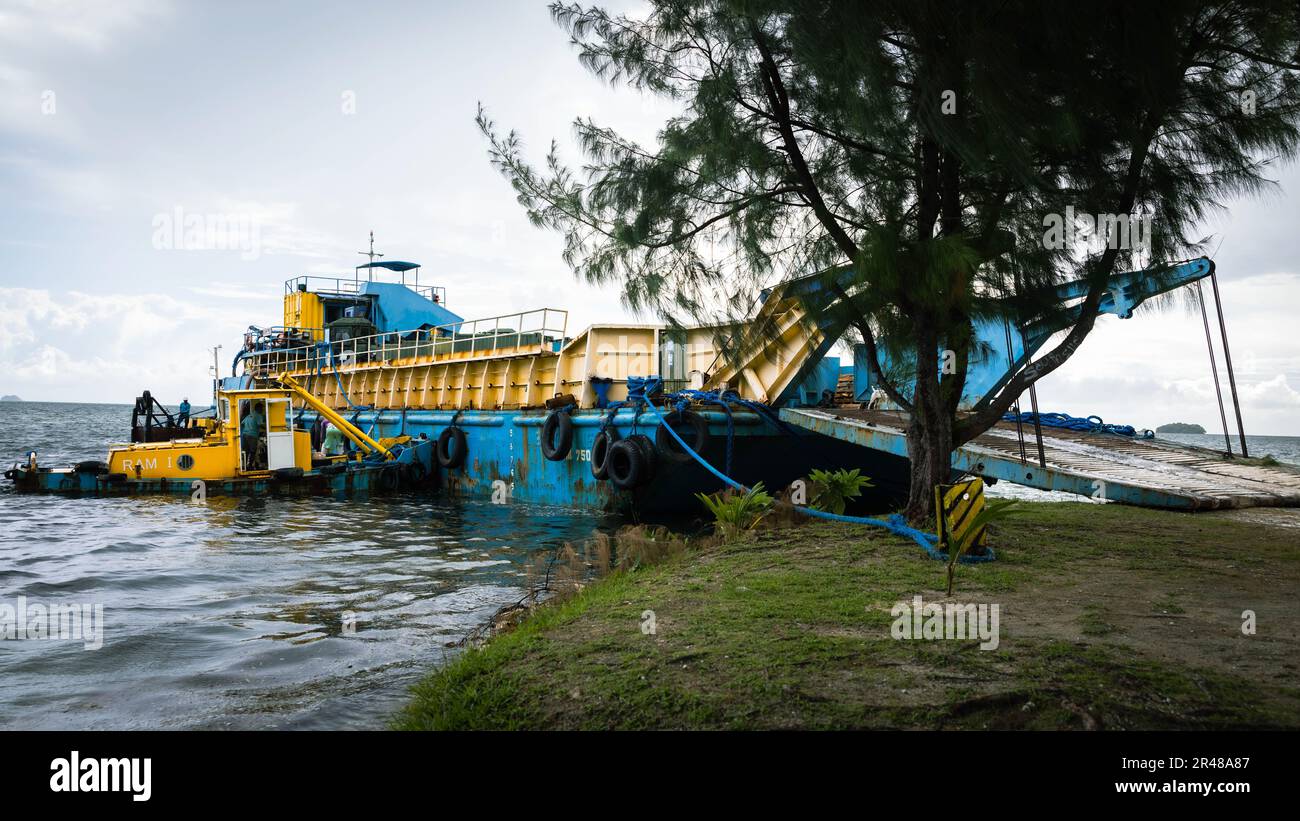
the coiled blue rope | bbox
[644,396,994,564]
[1003,411,1153,438]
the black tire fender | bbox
[628,433,657,483]
[607,438,647,491]
[540,410,574,461]
[378,465,401,491]
[74,460,110,475]
[436,427,467,469]
[590,427,618,480]
[655,409,708,461]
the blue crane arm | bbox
[838,256,1215,410]
[1022,257,1214,350]
[738,256,1213,408]
[965,257,1215,412]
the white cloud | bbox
[1241,373,1300,411]
[0,0,171,52]
[0,0,172,141]
[1033,272,1300,435]
[0,286,253,403]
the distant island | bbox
[0,395,20,402]
[1157,422,1206,434]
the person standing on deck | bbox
[240,403,264,469]
[322,419,346,457]
[178,397,191,426]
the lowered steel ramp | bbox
[780,407,1300,510]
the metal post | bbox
[210,344,222,407]
[1027,379,1047,468]
[1208,269,1248,457]
[1195,279,1233,456]
[1003,319,1027,462]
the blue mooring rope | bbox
[1003,410,1154,439]
[645,395,995,564]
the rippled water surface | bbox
[1156,432,1300,464]
[0,402,613,729]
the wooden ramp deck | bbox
[780,407,1300,510]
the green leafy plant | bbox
[695,482,774,537]
[944,498,1020,595]
[808,468,874,515]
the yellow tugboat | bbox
[6,375,436,496]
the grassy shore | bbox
[395,502,1300,730]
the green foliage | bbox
[808,468,874,515]
[478,0,1300,519]
[945,498,1021,595]
[397,504,1300,730]
[480,1,1300,327]
[695,482,773,536]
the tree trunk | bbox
[903,321,953,524]
[903,403,953,525]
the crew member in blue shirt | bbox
[240,403,264,469]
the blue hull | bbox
[7,408,913,512]
[310,407,913,513]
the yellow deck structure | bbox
[245,285,826,413]
[109,388,314,480]
[106,382,395,482]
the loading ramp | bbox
[781,407,1300,510]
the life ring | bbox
[590,427,618,480]
[437,427,467,469]
[655,409,708,461]
[541,410,575,461]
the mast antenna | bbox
[358,231,382,281]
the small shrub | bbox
[808,468,874,515]
[944,498,1020,595]
[613,524,701,570]
[695,482,774,538]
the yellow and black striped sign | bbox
[935,478,987,554]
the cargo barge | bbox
[13,248,1276,513]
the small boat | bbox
[5,376,436,497]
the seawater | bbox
[0,401,614,729]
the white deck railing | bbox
[284,275,447,306]
[244,308,568,376]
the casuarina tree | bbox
[479,0,1300,521]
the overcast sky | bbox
[2,0,1298,435]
